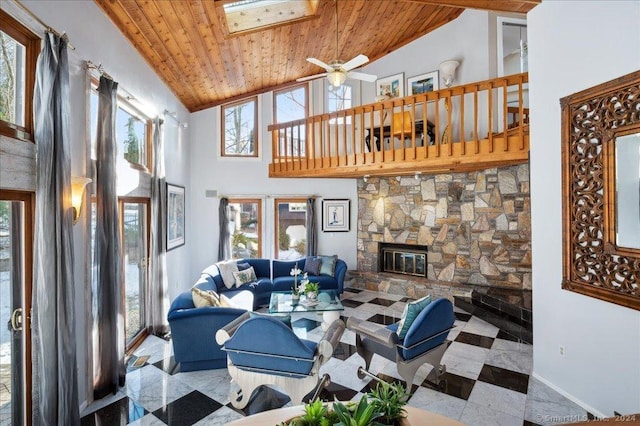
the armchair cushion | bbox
[397,294,431,339]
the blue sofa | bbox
[203,257,347,308]
[167,256,347,371]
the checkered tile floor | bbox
[80,288,588,426]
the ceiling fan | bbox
[296,0,377,87]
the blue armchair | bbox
[347,298,455,387]
[167,274,253,372]
[216,313,345,408]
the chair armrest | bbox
[215,311,251,345]
[346,317,398,347]
[316,319,345,361]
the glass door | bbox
[0,192,33,425]
[120,199,149,348]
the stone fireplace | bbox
[353,164,532,300]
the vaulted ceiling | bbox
[94,0,539,112]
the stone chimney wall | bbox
[356,164,531,291]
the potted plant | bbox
[278,382,409,426]
[304,281,320,302]
[290,264,303,303]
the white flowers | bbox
[290,266,302,277]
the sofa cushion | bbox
[272,259,302,278]
[233,267,257,286]
[217,260,239,289]
[320,255,338,277]
[396,295,432,339]
[192,287,221,308]
[303,256,322,275]
[237,262,252,271]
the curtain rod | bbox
[13,0,76,50]
[86,61,113,81]
[218,194,318,199]
[163,109,188,129]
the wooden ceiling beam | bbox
[400,0,540,14]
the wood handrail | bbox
[268,72,529,178]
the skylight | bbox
[221,0,319,36]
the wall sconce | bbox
[71,176,92,224]
[414,171,422,180]
[363,174,370,183]
[439,60,460,88]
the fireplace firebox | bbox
[378,243,428,277]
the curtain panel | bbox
[147,118,169,335]
[93,75,125,399]
[306,197,317,256]
[218,197,230,261]
[31,33,80,425]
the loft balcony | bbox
[268,73,529,178]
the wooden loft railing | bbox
[268,72,529,178]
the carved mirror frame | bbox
[561,70,640,310]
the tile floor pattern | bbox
[81,288,589,426]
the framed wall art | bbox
[407,70,439,95]
[322,199,350,232]
[375,73,404,99]
[167,183,185,250]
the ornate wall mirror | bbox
[561,70,640,310]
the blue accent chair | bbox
[216,313,345,408]
[346,298,455,387]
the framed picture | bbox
[322,199,350,232]
[407,70,439,95]
[167,183,185,250]
[375,73,404,99]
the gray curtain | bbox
[93,75,125,399]
[306,197,317,256]
[31,32,80,425]
[218,197,230,261]
[147,118,169,335]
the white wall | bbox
[528,0,640,416]
[4,0,191,409]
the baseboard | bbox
[531,372,608,419]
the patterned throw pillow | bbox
[396,295,432,339]
[233,266,257,287]
[319,255,338,277]
[303,257,322,275]
[191,287,221,308]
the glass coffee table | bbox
[268,290,344,330]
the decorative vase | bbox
[306,291,317,301]
[292,293,300,304]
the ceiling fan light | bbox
[327,70,347,87]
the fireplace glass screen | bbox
[379,243,428,277]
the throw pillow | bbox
[219,293,238,308]
[319,255,338,277]
[396,295,432,339]
[303,256,322,275]
[233,266,257,287]
[191,287,221,308]
[249,312,292,329]
[216,260,239,289]
[237,262,251,271]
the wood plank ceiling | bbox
[93,0,539,112]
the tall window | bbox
[228,199,262,258]
[0,9,39,141]
[274,85,307,156]
[222,97,257,157]
[274,198,307,260]
[89,82,152,169]
[327,82,353,124]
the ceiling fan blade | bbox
[348,71,377,82]
[296,72,328,82]
[306,58,334,72]
[341,54,369,72]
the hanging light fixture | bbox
[327,70,347,87]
